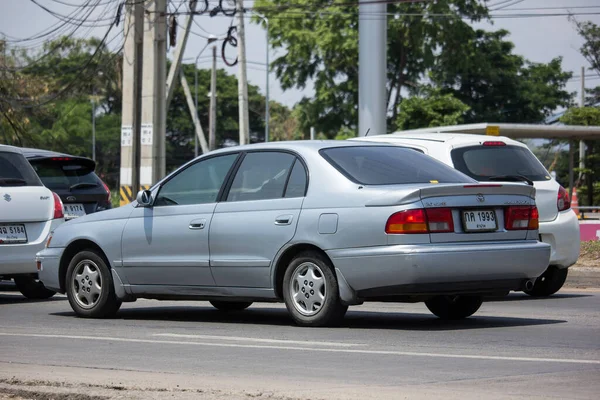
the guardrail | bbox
[574,206,600,220]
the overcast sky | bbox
[1,0,599,109]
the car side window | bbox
[227,152,296,202]
[154,154,237,206]
[283,159,308,198]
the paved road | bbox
[0,287,599,399]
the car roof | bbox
[20,147,73,158]
[0,144,23,154]
[207,140,398,155]
[355,132,526,148]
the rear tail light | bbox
[52,192,64,219]
[482,141,506,146]
[557,186,571,211]
[386,208,454,234]
[505,206,538,230]
[101,180,111,204]
[426,208,454,233]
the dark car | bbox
[22,148,112,220]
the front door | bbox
[210,151,308,288]
[121,153,239,286]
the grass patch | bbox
[579,240,600,266]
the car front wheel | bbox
[425,295,483,320]
[13,276,56,300]
[525,266,568,297]
[282,251,348,327]
[65,250,121,318]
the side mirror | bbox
[136,190,153,207]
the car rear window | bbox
[30,159,100,190]
[0,151,43,187]
[451,145,551,182]
[320,146,474,185]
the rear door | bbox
[0,151,53,245]
[28,157,109,219]
[209,151,308,288]
[450,144,558,222]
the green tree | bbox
[395,89,469,131]
[432,29,573,123]
[254,0,487,137]
[560,107,600,206]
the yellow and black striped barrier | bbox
[120,185,151,206]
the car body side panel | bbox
[121,203,217,286]
[210,198,303,287]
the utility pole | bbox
[165,0,199,109]
[236,0,250,145]
[358,0,386,137]
[119,1,144,205]
[141,0,167,188]
[91,97,96,161]
[209,45,217,151]
[579,66,586,184]
[310,126,315,141]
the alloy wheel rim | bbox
[289,262,326,316]
[71,260,102,309]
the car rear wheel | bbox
[425,295,483,320]
[524,266,568,297]
[13,276,56,300]
[210,301,252,311]
[65,250,121,318]
[283,251,348,327]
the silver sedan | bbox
[37,141,550,326]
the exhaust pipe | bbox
[524,280,535,291]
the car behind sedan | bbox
[37,142,550,326]
[23,148,112,220]
[0,145,64,299]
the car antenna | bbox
[365,128,371,136]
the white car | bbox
[354,132,580,297]
[0,145,64,299]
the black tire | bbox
[13,276,56,300]
[282,251,348,327]
[425,295,483,320]
[65,250,121,318]
[525,266,568,297]
[210,300,252,311]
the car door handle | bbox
[274,215,293,226]
[189,219,206,230]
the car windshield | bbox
[320,146,474,185]
[0,151,43,187]
[451,145,551,182]
[30,159,99,190]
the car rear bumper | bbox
[327,240,550,298]
[539,209,580,269]
[36,247,64,292]
[0,219,60,276]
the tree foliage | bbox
[395,88,469,131]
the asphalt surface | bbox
[0,287,599,399]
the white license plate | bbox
[462,210,498,232]
[64,203,86,219]
[0,224,28,244]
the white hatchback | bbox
[354,132,580,297]
[0,145,64,299]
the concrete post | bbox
[358,0,387,137]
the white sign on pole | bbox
[121,125,132,147]
[141,124,153,145]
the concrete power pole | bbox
[119,1,144,205]
[141,0,167,188]
[358,0,386,137]
[209,45,217,151]
[579,66,586,183]
[236,0,250,145]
